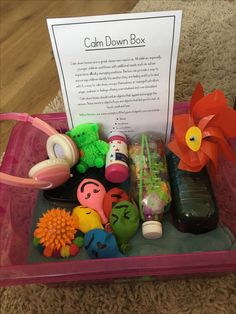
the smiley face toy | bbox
[84,229,123,259]
[103,187,129,219]
[109,200,140,253]
[72,205,104,234]
[77,178,107,224]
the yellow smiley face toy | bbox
[72,205,104,234]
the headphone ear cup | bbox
[28,159,71,189]
[46,134,79,167]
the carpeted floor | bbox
[132,0,236,105]
[1,1,236,313]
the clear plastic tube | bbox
[129,134,171,239]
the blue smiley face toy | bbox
[84,229,124,259]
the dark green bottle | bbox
[167,153,219,234]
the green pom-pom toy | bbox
[73,236,84,248]
[67,123,109,173]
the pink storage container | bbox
[0,103,236,287]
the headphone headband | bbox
[0,113,75,189]
[1,173,52,189]
[0,113,58,136]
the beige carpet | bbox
[1,1,236,313]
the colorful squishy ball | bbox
[84,228,123,259]
[103,187,129,219]
[109,201,140,253]
[33,208,82,258]
[34,208,77,251]
[72,205,104,234]
[77,178,107,224]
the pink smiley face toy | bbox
[77,178,107,224]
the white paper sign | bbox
[47,11,182,142]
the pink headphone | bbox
[0,113,79,189]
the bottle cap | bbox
[108,131,127,141]
[142,221,162,239]
[105,164,129,183]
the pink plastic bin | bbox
[0,103,236,287]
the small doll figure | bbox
[67,123,109,173]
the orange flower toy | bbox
[168,83,236,172]
[33,208,83,258]
[167,84,236,234]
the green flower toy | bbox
[109,200,140,253]
[67,123,109,173]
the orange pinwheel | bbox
[168,83,236,172]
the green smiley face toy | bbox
[109,201,140,253]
